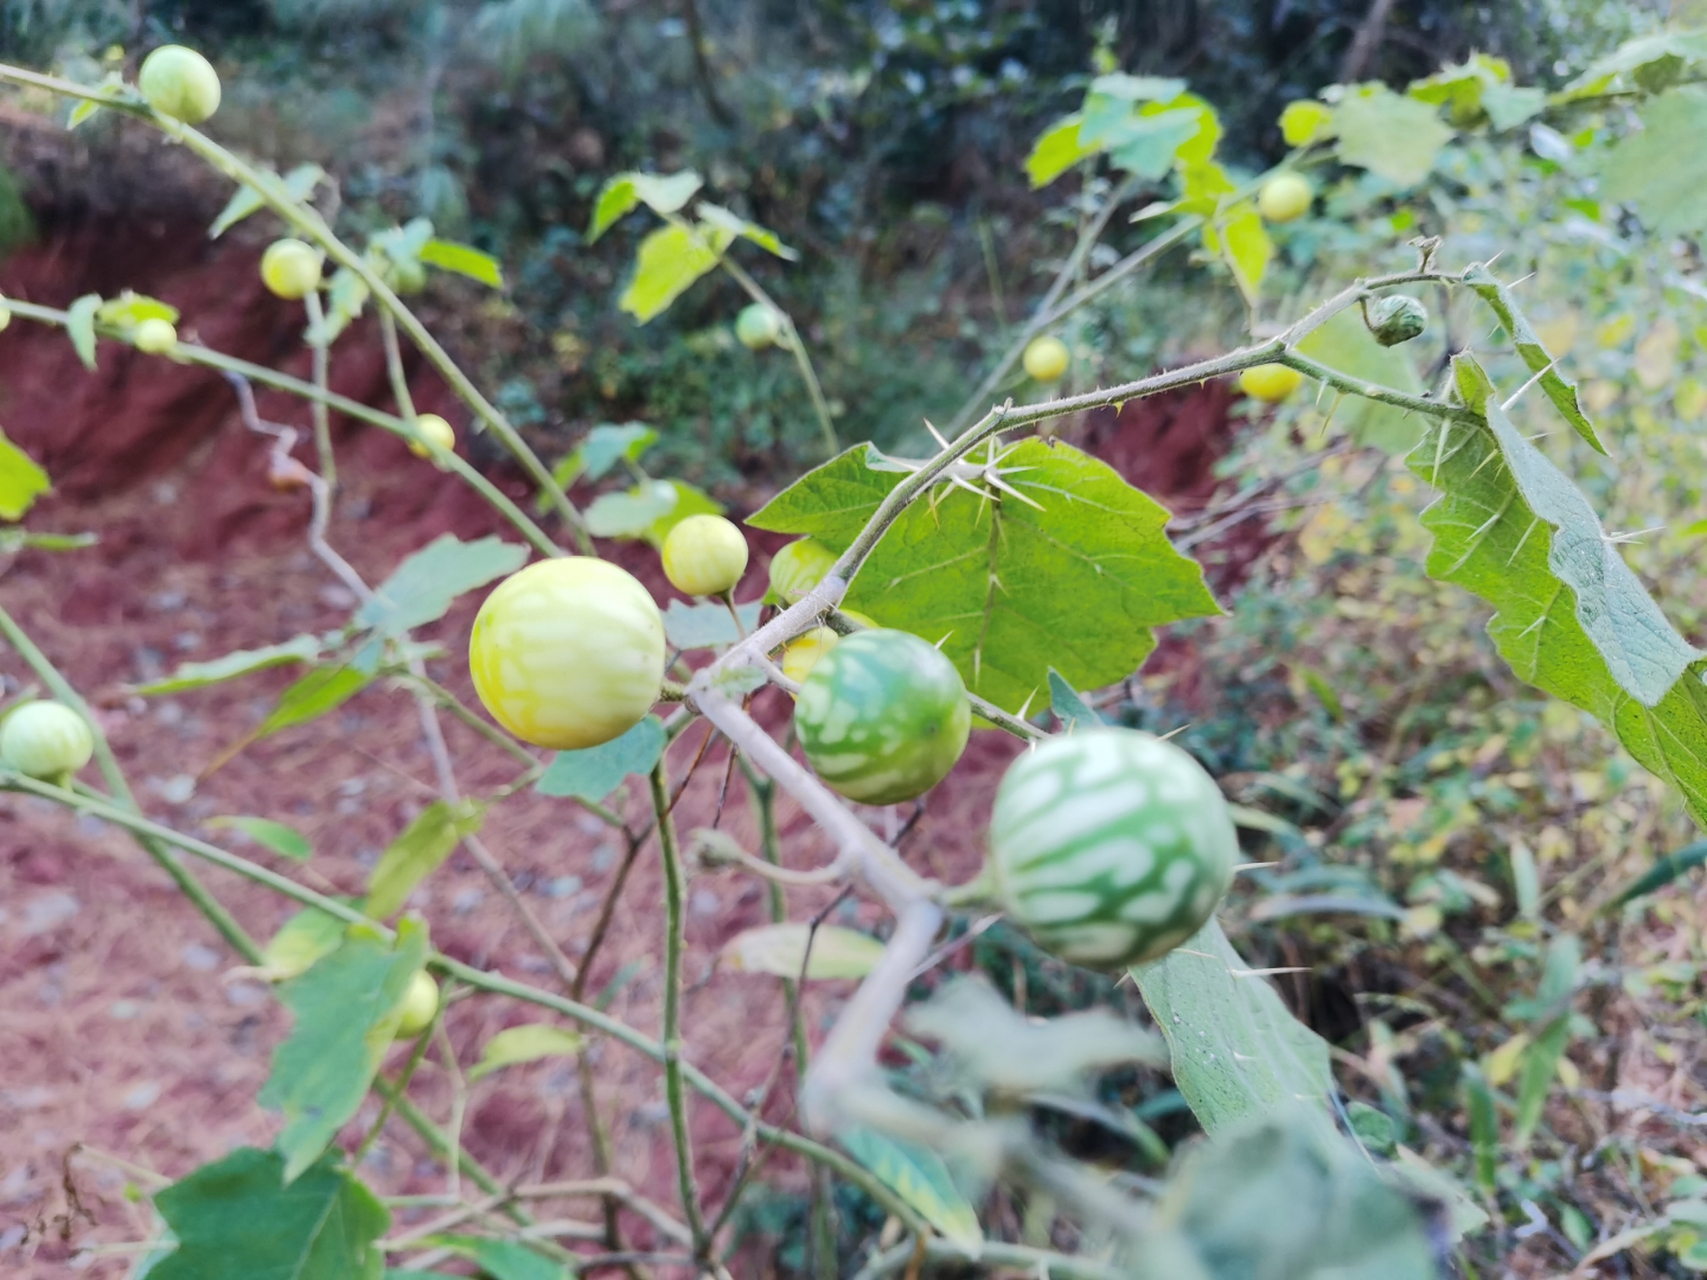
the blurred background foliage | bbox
[0,0,1670,476]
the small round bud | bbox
[1023,335,1070,383]
[1368,294,1429,347]
[409,414,456,459]
[735,303,784,350]
[662,514,750,597]
[1257,173,1312,223]
[261,239,324,300]
[133,318,177,354]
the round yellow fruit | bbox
[0,299,11,332]
[1238,363,1304,403]
[1257,173,1312,224]
[468,557,666,751]
[1023,335,1070,383]
[409,414,456,459]
[780,611,878,687]
[661,514,750,597]
[133,318,177,354]
[768,538,837,605]
[261,239,324,300]
[394,970,440,1039]
[138,45,221,125]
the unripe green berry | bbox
[409,414,456,459]
[394,970,440,1039]
[261,239,324,300]
[661,514,750,597]
[735,303,783,350]
[1023,335,1070,383]
[1,701,96,780]
[133,318,177,354]
[138,45,222,125]
[1257,173,1312,223]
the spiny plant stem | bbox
[0,606,262,963]
[650,760,711,1254]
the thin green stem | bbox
[358,1003,439,1162]
[0,606,261,962]
[718,255,838,458]
[301,291,337,492]
[379,309,420,423]
[1,299,561,559]
[649,760,710,1254]
[753,770,836,1278]
[373,1080,532,1227]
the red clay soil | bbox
[0,224,1239,1276]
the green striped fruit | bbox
[795,629,971,805]
[987,728,1237,970]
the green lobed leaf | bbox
[1331,84,1453,188]
[1279,99,1335,147]
[259,918,429,1182]
[422,1235,566,1280]
[206,816,312,862]
[1408,54,1543,132]
[99,291,180,328]
[263,906,349,981]
[748,440,1220,714]
[257,666,371,739]
[1462,262,1604,453]
[619,223,724,323]
[695,202,798,260]
[1407,358,1707,826]
[1597,86,1707,239]
[1559,29,1707,101]
[364,801,485,919]
[1132,1107,1438,1278]
[419,238,504,288]
[576,421,658,481]
[536,715,665,802]
[1131,919,1335,1134]
[1023,113,1100,188]
[585,478,721,546]
[137,636,324,695]
[1455,355,1700,705]
[1047,669,1103,732]
[0,428,50,521]
[355,535,529,637]
[467,1024,584,1082]
[210,163,324,239]
[1204,201,1270,307]
[66,293,101,370]
[150,1147,389,1280]
[838,1126,982,1258]
[1296,308,1426,453]
[661,599,763,649]
[720,922,887,980]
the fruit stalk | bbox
[648,762,711,1255]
